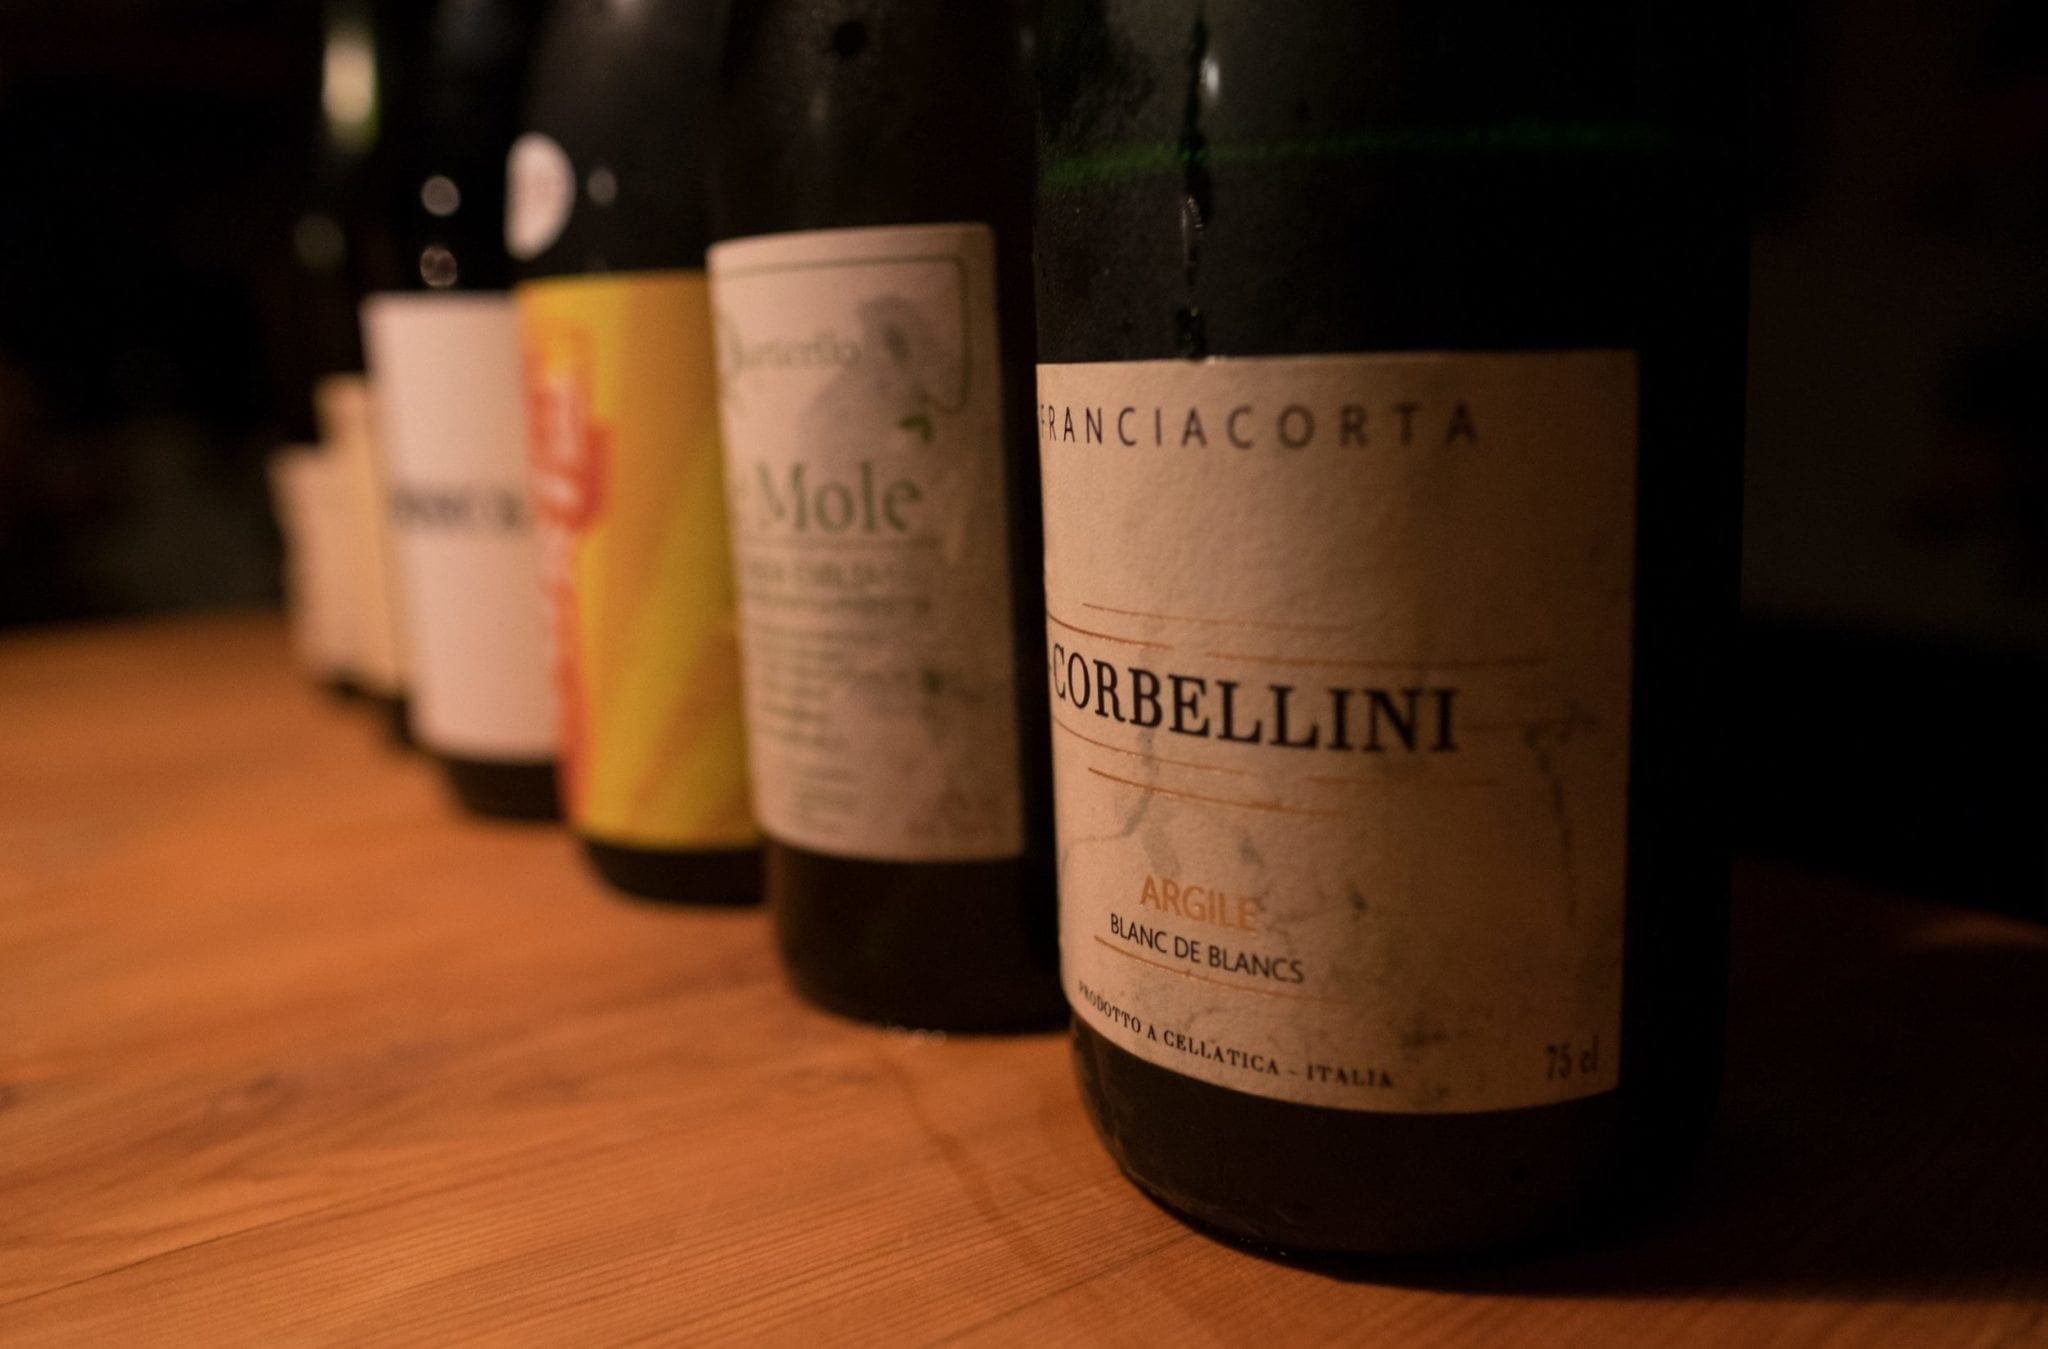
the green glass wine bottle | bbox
[1035,0,1744,1254]
[708,0,1062,1029]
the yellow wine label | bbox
[1040,351,1635,1114]
[517,270,757,850]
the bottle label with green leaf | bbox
[1040,351,1635,1113]
[710,224,1024,863]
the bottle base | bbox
[439,756,560,822]
[768,842,1065,1034]
[1071,1019,1664,1258]
[581,837,761,906]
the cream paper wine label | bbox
[711,223,1025,862]
[1039,351,1635,1113]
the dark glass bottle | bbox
[514,0,760,900]
[280,10,365,701]
[362,0,557,818]
[366,0,558,820]
[710,1,1062,1029]
[1036,1,1742,1254]
[299,0,415,729]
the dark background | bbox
[0,0,2041,911]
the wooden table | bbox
[2,614,2044,1346]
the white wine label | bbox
[1040,352,1635,1114]
[710,223,1025,862]
[363,294,556,761]
[308,443,366,683]
[267,445,354,684]
[317,371,408,699]
[505,132,575,261]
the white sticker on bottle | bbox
[317,370,407,699]
[308,442,366,684]
[505,132,574,262]
[1040,351,1635,1114]
[362,293,556,761]
[267,445,353,684]
[709,223,1025,863]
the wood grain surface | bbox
[2,613,2045,1346]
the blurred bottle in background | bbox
[318,368,408,735]
[267,446,358,694]
[300,0,415,739]
[512,0,759,899]
[361,0,557,820]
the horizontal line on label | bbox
[1200,651,1547,670]
[1081,601,1361,634]
[1045,610,1174,650]
[1090,936,1366,1006]
[1053,717,1253,777]
[1069,603,1555,670]
[1059,724,1497,795]
[1086,766,1343,819]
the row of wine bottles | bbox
[274,0,1744,1257]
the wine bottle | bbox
[299,0,413,732]
[267,446,357,695]
[1036,1,1743,1253]
[362,0,557,820]
[512,0,759,899]
[284,6,369,708]
[709,0,1062,1030]
[319,345,411,745]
